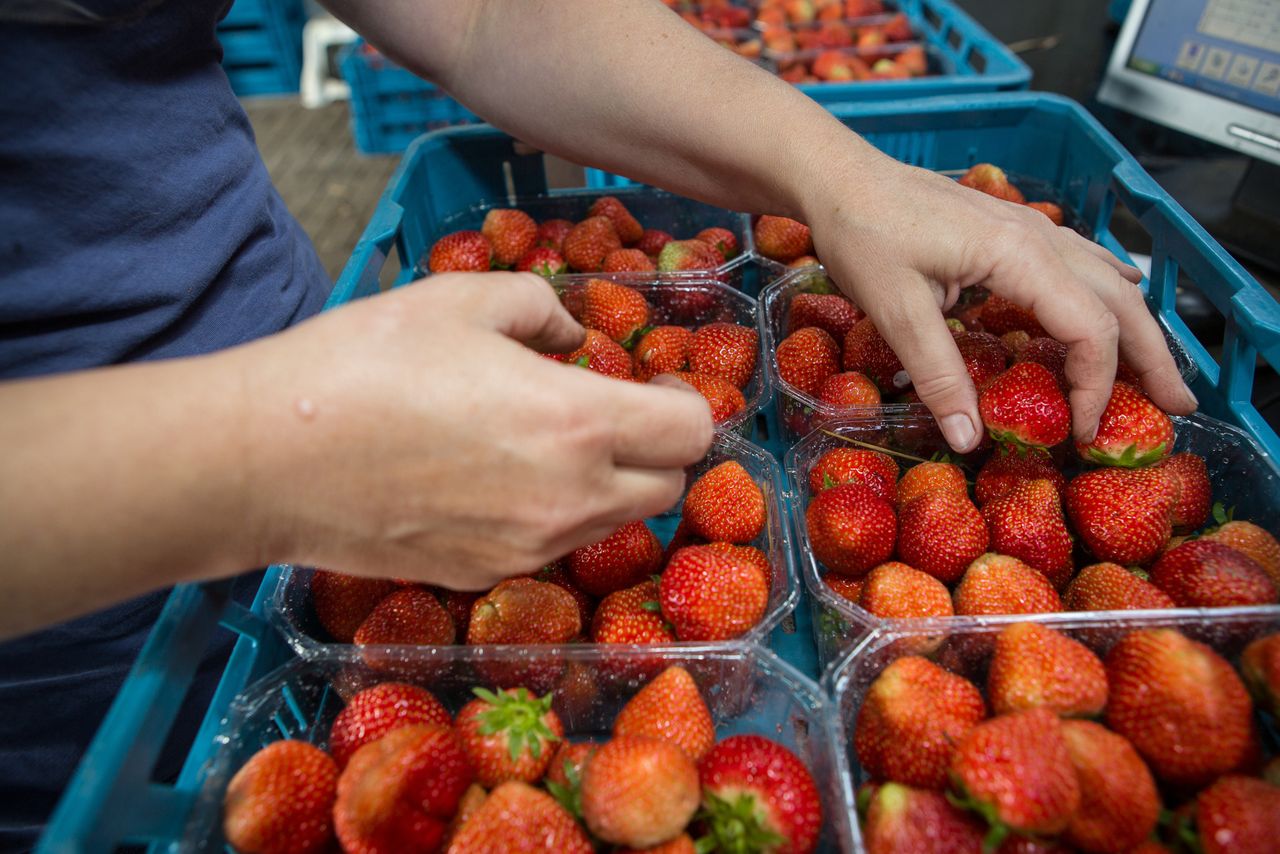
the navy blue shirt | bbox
[0,0,330,847]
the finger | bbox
[464,272,585,353]
[606,466,689,523]
[600,378,715,468]
[1056,227,1144,284]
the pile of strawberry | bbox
[426,195,740,277]
[221,664,822,853]
[306,459,777,653]
[854,622,1280,853]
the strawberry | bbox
[973,448,1065,507]
[602,248,657,273]
[805,483,897,577]
[753,215,813,263]
[855,656,985,789]
[1241,632,1280,716]
[818,371,881,409]
[776,326,840,396]
[580,278,651,346]
[443,783,487,849]
[897,490,988,585]
[1076,383,1174,467]
[1059,720,1160,853]
[957,164,1026,204]
[807,447,898,503]
[659,545,768,640]
[617,835,696,854]
[1194,776,1280,854]
[653,371,745,423]
[334,724,473,854]
[1203,520,1280,588]
[1150,539,1277,607]
[950,708,1080,842]
[1105,628,1253,787]
[530,561,595,631]
[954,331,1009,389]
[568,520,662,597]
[562,216,621,272]
[1026,202,1065,226]
[688,322,758,389]
[428,230,492,273]
[698,735,822,854]
[310,570,396,643]
[1012,336,1068,391]
[329,682,452,770]
[979,363,1070,449]
[843,318,908,392]
[895,44,928,76]
[581,735,701,849]
[882,11,913,39]
[591,580,675,644]
[546,740,598,792]
[535,219,575,251]
[1066,466,1176,565]
[787,292,863,341]
[1063,562,1175,611]
[550,328,633,380]
[636,228,674,257]
[860,783,986,854]
[223,741,337,854]
[788,254,821,268]
[987,622,1107,717]
[979,294,1044,337]
[439,589,481,639]
[705,542,773,588]
[632,325,692,381]
[588,195,644,245]
[1153,453,1211,533]
[981,479,1074,588]
[466,578,581,644]
[446,780,593,853]
[455,687,563,788]
[683,460,765,544]
[614,665,715,762]
[656,239,721,272]
[481,208,537,268]
[1000,330,1032,356]
[823,573,864,604]
[695,226,740,262]
[859,561,953,620]
[353,586,455,647]
[514,246,568,277]
[896,461,967,508]
[952,553,1062,616]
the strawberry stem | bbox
[817,431,976,476]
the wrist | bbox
[783,122,901,228]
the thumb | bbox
[467,272,585,354]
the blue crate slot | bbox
[216,0,304,97]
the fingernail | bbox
[941,414,977,452]
[1183,381,1198,408]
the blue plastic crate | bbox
[216,0,305,97]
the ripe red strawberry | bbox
[223,740,337,854]
[1203,520,1280,588]
[1105,628,1253,787]
[455,687,563,788]
[1026,201,1065,225]
[353,587,455,647]
[1076,383,1174,466]
[953,553,1062,616]
[753,215,813,263]
[580,278,651,346]
[979,363,1070,449]
[688,322,758,389]
[437,589,481,639]
[1153,453,1210,533]
[897,490,988,585]
[636,228,674,257]
[310,570,396,643]
[843,318,908,392]
[602,248,656,273]
[1059,720,1160,853]
[329,682,452,770]
[466,578,581,644]
[706,542,773,586]
[818,371,881,409]
[698,735,822,854]
[981,479,1074,588]
[659,545,768,640]
[428,230,492,273]
[614,665,715,762]
[535,218,575,251]
[653,371,745,423]
[1241,632,1280,717]
[987,622,1107,717]
[447,780,593,853]
[567,520,662,597]
[683,461,765,544]
[562,216,622,272]
[546,740,597,793]
[950,708,1081,840]
[1066,466,1176,565]
[514,246,568,277]
[1013,337,1069,395]
[530,560,595,632]
[632,325,691,381]
[588,196,643,245]
[550,328,633,380]
[334,724,473,854]
[591,580,676,644]
[787,292,863,341]
[861,783,986,854]
[788,255,820,268]
[823,573,864,604]
[581,735,700,849]
[777,326,839,396]
[805,483,897,577]
[807,447,898,503]
[695,226,740,262]
[973,449,1065,507]
[957,164,1026,204]
[896,461,967,508]
[954,331,1009,389]
[656,239,721,272]
[1151,539,1277,607]
[979,294,1044,337]
[854,656,985,789]
[481,208,537,268]
[1194,775,1280,854]
[859,561,953,620]
[1063,562,1175,611]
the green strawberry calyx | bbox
[1085,441,1169,469]
[945,786,1051,854]
[472,687,560,761]
[695,790,785,854]
[545,758,584,819]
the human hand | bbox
[236,272,714,590]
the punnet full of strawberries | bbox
[852,621,1280,854]
[221,664,823,854]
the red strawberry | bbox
[551,328,633,380]
[957,164,1026,204]
[466,578,581,644]
[1203,520,1280,588]
[1153,452,1210,533]
[514,246,568,277]
[580,278,651,346]
[805,483,897,577]
[636,228,673,257]
[653,371,745,423]
[1151,539,1277,607]
[688,322,758,389]
[588,196,643,245]
[1026,202,1065,226]
[896,461,967,508]
[1063,562,1175,611]
[1241,632,1280,717]
[562,216,621,272]
[823,573,864,604]
[456,687,563,788]
[568,520,662,597]
[1012,336,1069,393]
[818,371,881,409]
[581,735,700,849]
[855,656,986,789]
[753,215,813,263]
[776,326,839,396]
[981,479,1074,588]
[530,561,595,631]
[683,461,765,544]
[617,835,696,854]
[807,447,898,503]
[428,230,492,273]
[859,561,953,620]
[705,542,773,589]
[310,570,396,643]
[602,248,656,272]
[979,363,1070,449]
[659,545,768,640]
[897,490,988,585]
[353,587,455,647]
[954,331,1009,389]
[843,318,908,392]
[1076,383,1174,466]
[973,449,1065,507]
[546,740,598,792]
[698,735,822,854]
[882,11,913,40]
[695,226,740,262]
[861,783,986,854]
[987,622,1107,717]
[614,665,715,762]
[788,255,820,268]
[223,741,337,854]
[950,708,1081,840]
[979,294,1044,337]
[787,292,863,341]
[334,725,473,854]
[447,780,593,853]
[1105,628,1253,787]
[591,580,676,644]
[952,553,1062,616]
[481,208,537,268]
[1060,720,1160,853]
[329,683,452,770]
[632,325,691,381]
[656,239,721,272]
[1066,466,1176,565]
[1194,775,1280,854]
[535,219,575,251]
[438,589,481,639]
